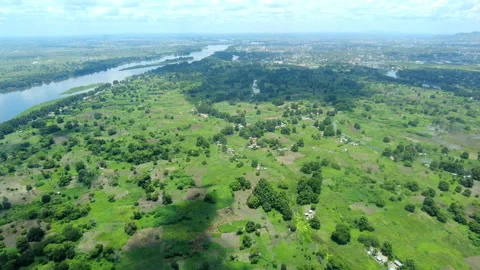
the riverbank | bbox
[61,83,104,95]
[119,57,194,71]
[0,44,229,123]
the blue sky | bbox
[0,0,479,36]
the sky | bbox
[0,0,479,36]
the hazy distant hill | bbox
[437,31,480,41]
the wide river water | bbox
[0,44,228,123]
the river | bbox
[0,44,229,123]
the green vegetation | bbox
[61,83,104,95]
[0,44,479,270]
[119,57,194,71]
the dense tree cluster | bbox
[230,177,252,191]
[331,224,351,245]
[296,174,323,205]
[247,179,293,220]
[398,68,480,100]
[153,58,369,110]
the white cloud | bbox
[0,0,479,35]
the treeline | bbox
[0,83,111,138]
[151,57,371,110]
[397,68,480,99]
[0,55,164,93]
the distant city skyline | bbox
[0,0,479,37]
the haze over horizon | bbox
[0,0,479,37]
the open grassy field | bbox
[0,57,479,270]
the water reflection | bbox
[0,45,228,123]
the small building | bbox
[394,260,403,267]
[376,256,382,262]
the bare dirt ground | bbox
[138,194,163,212]
[350,202,379,215]
[1,219,47,248]
[360,162,380,173]
[78,230,111,253]
[186,167,206,187]
[121,227,163,252]
[183,187,207,200]
[350,152,370,161]
[54,135,68,145]
[211,232,240,249]
[464,256,480,270]
[276,152,305,165]
[0,176,37,205]
[103,186,130,200]
[411,195,425,203]
[471,181,480,196]
[190,124,203,131]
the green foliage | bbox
[438,180,450,191]
[353,216,375,232]
[309,216,321,230]
[62,225,82,241]
[421,197,440,217]
[405,204,416,213]
[124,222,137,236]
[162,192,173,205]
[241,235,253,249]
[381,241,394,259]
[246,195,260,209]
[357,234,380,248]
[245,221,257,233]
[230,177,251,191]
[44,242,75,262]
[331,224,351,245]
[204,193,217,204]
[16,235,30,252]
[252,179,292,220]
[26,227,45,242]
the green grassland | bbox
[61,83,104,95]
[0,59,479,270]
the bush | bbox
[42,194,51,204]
[331,224,350,245]
[438,181,449,191]
[381,241,393,259]
[124,222,137,236]
[204,193,217,204]
[63,225,82,241]
[354,216,374,232]
[309,216,321,230]
[27,227,45,242]
[357,234,380,248]
[405,204,416,213]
